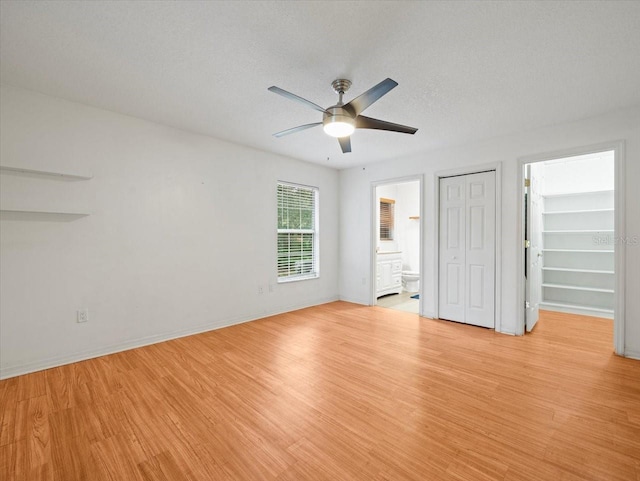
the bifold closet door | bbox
[439,171,495,328]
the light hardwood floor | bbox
[1,303,638,481]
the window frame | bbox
[277,181,320,283]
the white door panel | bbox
[468,264,485,308]
[465,172,495,328]
[447,263,462,305]
[439,171,495,328]
[525,163,543,331]
[439,176,466,322]
[447,207,462,249]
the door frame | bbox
[370,175,424,314]
[516,141,626,355]
[433,162,503,331]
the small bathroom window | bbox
[380,197,395,241]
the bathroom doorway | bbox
[371,177,422,315]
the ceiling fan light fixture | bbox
[323,115,355,138]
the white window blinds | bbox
[380,197,395,240]
[277,182,319,281]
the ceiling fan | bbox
[268,78,418,153]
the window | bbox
[277,182,319,282]
[380,197,395,240]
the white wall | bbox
[541,151,614,195]
[375,181,420,270]
[0,86,339,378]
[338,106,640,357]
[395,181,420,273]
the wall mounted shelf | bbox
[1,165,92,220]
[541,283,614,293]
[543,229,614,234]
[542,267,614,274]
[0,165,92,181]
[542,249,614,253]
[542,189,613,198]
[539,301,613,316]
[542,208,614,215]
[0,209,89,222]
[0,209,89,216]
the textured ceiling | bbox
[1,1,639,169]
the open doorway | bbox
[372,178,422,314]
[522,148,623,351]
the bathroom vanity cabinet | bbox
[376,251,403,298]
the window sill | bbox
[277,273,320,284]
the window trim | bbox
[277,181,319,283]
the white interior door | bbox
[439,171,496,328]
[525,164,543,331]
[465,172,496,328]
[439,176,466,322]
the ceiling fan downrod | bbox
[331,79,351,105]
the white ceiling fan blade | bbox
[338,136,351,153]
[268,86,327,113]
[344,78,398,116]
[273,122,322,138]
[356,115,417,134]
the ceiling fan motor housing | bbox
[323,106,355,137]
[323,106,354,124]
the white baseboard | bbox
[420,311,515,336]
[497,329,516,336]
[624,348,640,360]
[338,295,370,306]
[539,303,614,319]
[0,296,339,380]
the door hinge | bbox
[524,240,530,248]
[524,178,531,187]
[525,301,530,309]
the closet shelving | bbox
[539,190,614,317]
[0,165,92,217]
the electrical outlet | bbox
[258,286,264,294]
[77,309,89,323]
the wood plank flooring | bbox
[1,303,639,481]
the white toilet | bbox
[402,271,420,293]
